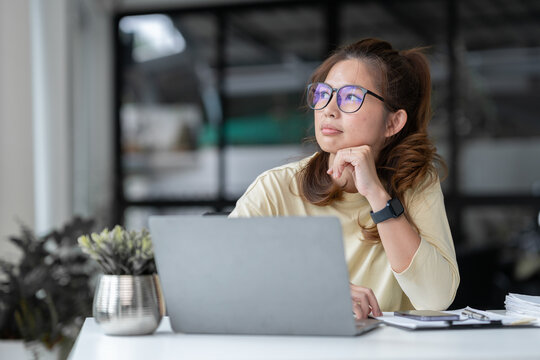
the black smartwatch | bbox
[370,198,404,224]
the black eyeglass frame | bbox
[306,82,385,113]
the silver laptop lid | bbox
[149,216,363,336]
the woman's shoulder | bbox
[231,154,315,217]
[403,171,444,208]
[241,154,314,195]
[255,154,314,183]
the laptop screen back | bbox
[149,216,359,336]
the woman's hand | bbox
[350,283,382,319]
[327,146,387,201]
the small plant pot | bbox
[93,274,165,335]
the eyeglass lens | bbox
[307,83,365,113]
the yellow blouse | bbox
[229,155,460,311]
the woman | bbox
[229,38,459,319]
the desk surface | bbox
[70,317,540,360]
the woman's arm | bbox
[366,187,421,273]
[329,145,459,309]
[390,183,460,310]
[328,145,421,272]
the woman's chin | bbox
[316,138,339,154]
[318,142,352,155]
[317,144,337,155]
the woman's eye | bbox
[344,94,361,102]
[312,91,330,101]
[316,91,330,100]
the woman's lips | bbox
[321,126,342,135]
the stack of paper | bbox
[505,293,540,325]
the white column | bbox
[0,0,34,260]
[30,0,72,234]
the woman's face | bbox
[314,59,389,156]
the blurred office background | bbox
[1,0,540,312]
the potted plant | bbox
[0,217,97,360]
[77,226,165,335]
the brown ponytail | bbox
[298,38,446,243]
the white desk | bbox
[70,317,540,360]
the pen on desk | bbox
[462,309,490,321]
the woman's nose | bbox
[323,93,340,118]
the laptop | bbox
[149,215,381,336]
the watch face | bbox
[390,198,404,217]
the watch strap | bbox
[370,198,404,224]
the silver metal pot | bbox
[93,274,165,335]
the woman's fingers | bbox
[334,148,354,178]
[350,284,383,318]
[328,146,385,198]
[361,287,382,317]
[352,294,371,319]
[352,300,367,319]
[329,146,369,179]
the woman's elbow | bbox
[412,271,460,310]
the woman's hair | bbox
[297,38,446,243]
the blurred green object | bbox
[0,217,97,359]
[199,113,313,146]
[78,226,156,276]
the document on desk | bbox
[376,307,538,330]
[505,293,540,325]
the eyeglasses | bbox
[306,82,384,113]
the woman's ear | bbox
[385,109,407,138]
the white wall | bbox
[0,0,34,260]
